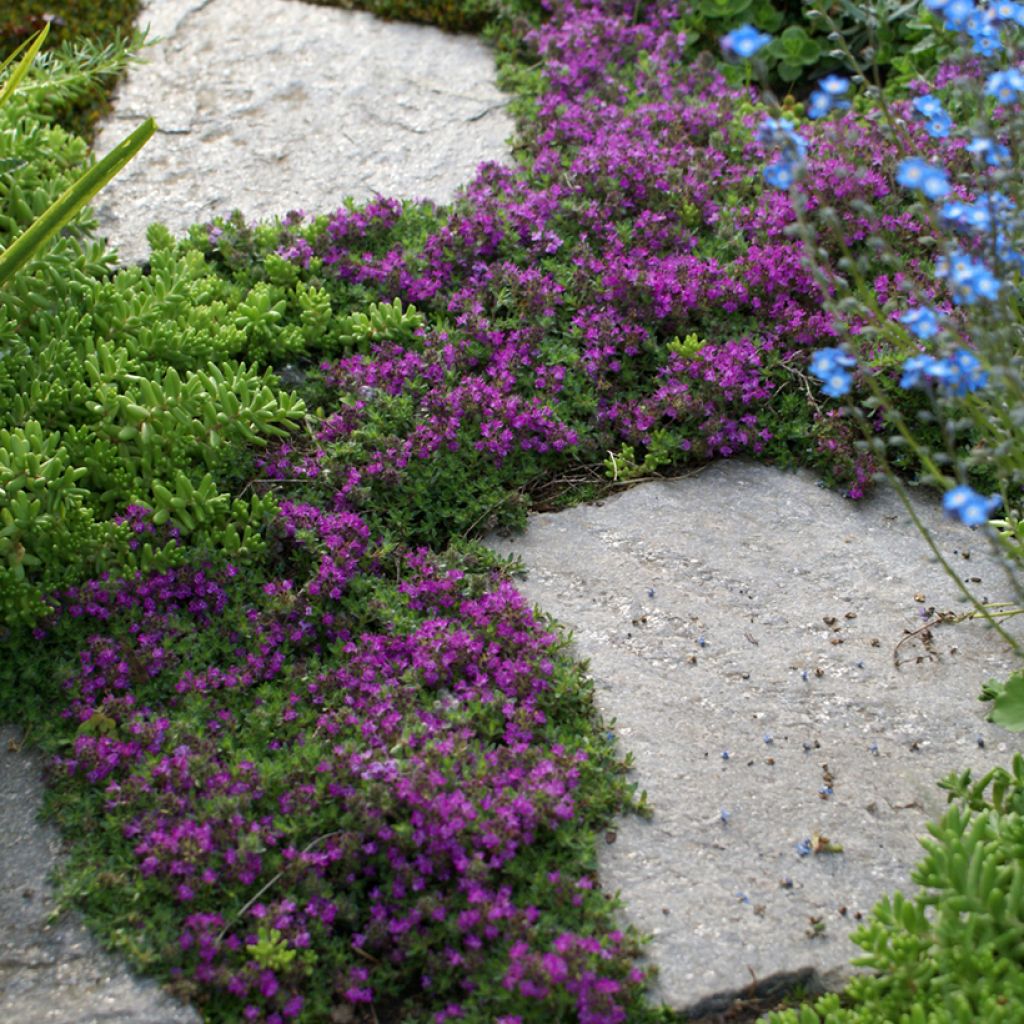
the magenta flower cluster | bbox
[269,1,971,502]
[42,516,644,1021]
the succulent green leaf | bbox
[989,670,1024,731]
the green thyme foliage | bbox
[764,757,1024,1023]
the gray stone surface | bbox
[485,459,1024,1016]
[0,727,199,1024]
[91,0,514,265]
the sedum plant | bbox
[334,295,426,354]
[0,37,315,627]
[0,420,90,584]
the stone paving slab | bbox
[485,459,1024,1016]
[0,727,200,1024]
[91,0,514,265]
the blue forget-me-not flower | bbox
[942,0,978,30]
[991,0,1024,24]
[900,354,936,390]
[901,348,988,395]
[986,68,1024,104]
[807,75,851,119]
[899,306,941,340]
[759,117,807,189]
[912,94,945,118]
[943,485,1001,526]
[809,346,856,398]
[967,136,1011,166]
[911,94,953,137]
[936,249,1001,304]
[722,24,772,58]
[896,158,951,199]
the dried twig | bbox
[893,611,964,667]
[216,830,345,942]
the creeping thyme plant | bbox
[4,0,1024,1020]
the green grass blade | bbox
[0,117,156,287]
[0,24,50,108]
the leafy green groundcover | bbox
[2,0,1023,1021]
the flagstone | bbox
[485,459,1023,1014]
[91,0,513,265]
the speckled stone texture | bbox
[486,459,1024,1015]
[91,0,514,265]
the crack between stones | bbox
[465,101,508,123]
[683,965,822,1019]
[168,0,221,38]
